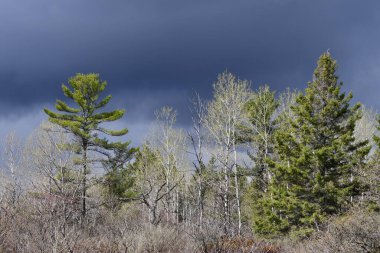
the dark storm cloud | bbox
[0,0,379,133]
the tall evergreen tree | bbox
[44,73,135,217]
[253,52,370,237]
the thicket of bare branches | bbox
[0,72,379,252]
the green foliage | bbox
[239,85,280,232]
[102,147,138,204]
[44,73,136,214]
[44,73,132,154]
[240,85,279,192]
[253,52,370,238]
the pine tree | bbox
[102,147,138,208]
[253,52,370,238]
[44,73,135,217]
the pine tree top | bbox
[44,73,131,152]
[312,51,339,89]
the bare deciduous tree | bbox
[154,107,187,223]
[189,93,208,227]
[205,71,250,235]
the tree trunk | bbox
[82,142,88,219]
[223,160,229,235]
[233,143,242,235]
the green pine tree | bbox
[253,52,370,238]
[44,73,135,217]
[102,147,138,208]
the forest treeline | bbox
[0,52,379,252]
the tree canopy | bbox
[44,73,136,217]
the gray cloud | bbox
[0,0,379,141]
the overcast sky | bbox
[0,0,379,145]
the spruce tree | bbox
[44,73,135,217]
[253,52,370,237]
